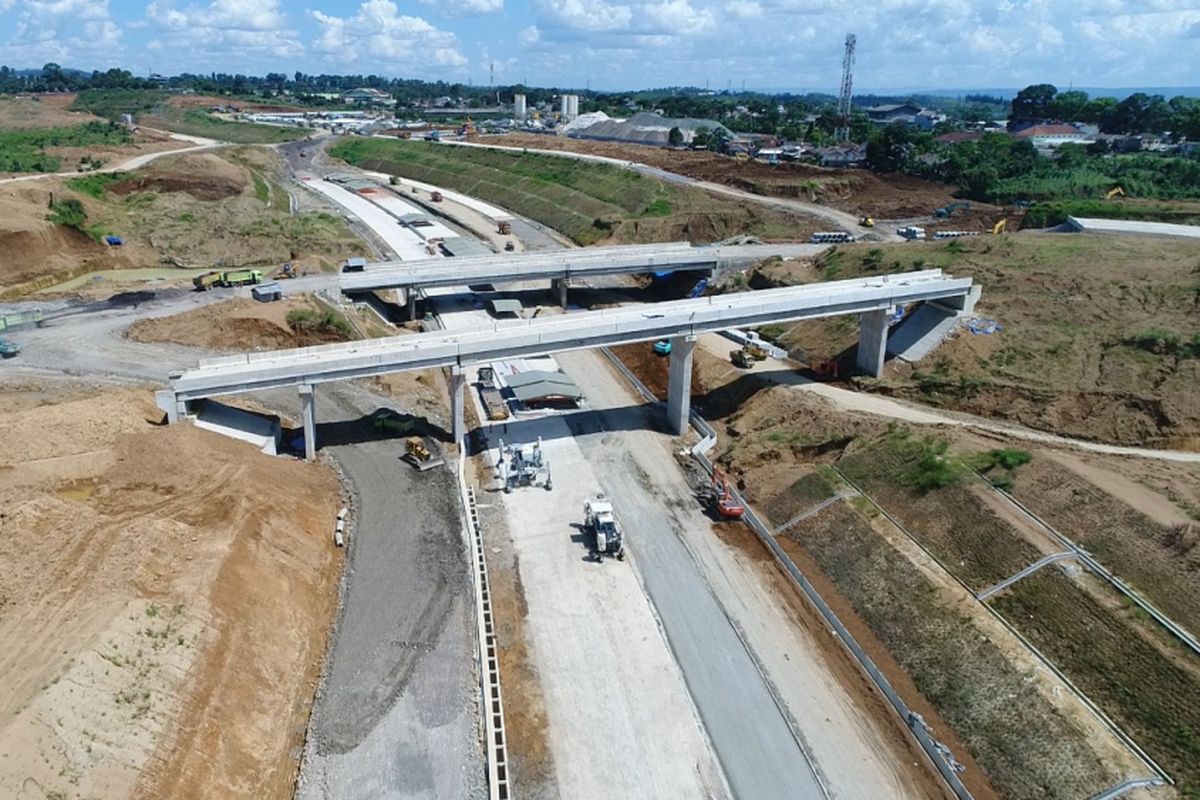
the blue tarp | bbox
[104,235,124,246]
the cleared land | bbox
[0,148,363,295]
[471,132,989,220]
[329,137,820,245]
[127,295,356,351]
[0,380,343,800]
[747,233,1200,447]
[70,89,306,144]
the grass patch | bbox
[992,571,1200,795]
[70,88,165,119]
[0,121,131,173]
[1024,199,1200,228]
[286,308,354,338]
[329,137,804,245]
[66,171,130,198]
[837,432,1041,590]
[250,171,269,205]
[785,504,1114,799]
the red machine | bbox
[711,468,745,519]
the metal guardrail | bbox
[597,347,975,800]
[457,455,511,800]
[974,472,1200,659]
[1090,776,1167,800]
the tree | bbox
[1011,83,1058,123]
[668,126,684,147]
[866,123,931,173]
[691,126,712,149]
[1050,90,1089,121]
[1106,93,1169,134]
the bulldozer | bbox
[404,436,445,471]
[858,216,875,228]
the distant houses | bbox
[341,87,395,107]
[865,103,947,130]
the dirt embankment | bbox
[0,381,344,800]
[108,152,246,201]
[128,295,354,351]
[476,132,979,220]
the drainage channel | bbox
[458,455,511,800]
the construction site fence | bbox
[597,347,975,800]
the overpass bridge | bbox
[340,242,713,311]
[160,269,977,460]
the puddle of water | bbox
[56,479,98,502]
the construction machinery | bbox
[459,116,478,136]
[404,436,445,471]
[583,493,625,562]
[991,219,1007,235]
[220,268,263,287]
[498,220,512,236]
[1106,186,1126,200]
[193,271,223,291]
[0,337,20,358]
[477,366,510,421]
[935,201,971,218]
[498,438,552,492]
[859,216,875,228]
[653,339,672,356]
[730,343,767,369]
[708,468,745,520]
[811,359,842,380]
[272,262,298,280]
[372,408,420,435]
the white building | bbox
[514,93,527,121]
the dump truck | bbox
[193,271,223,291]
[583,494,625,562]
[0,309,44,333]
[220,269,263,287]
[372,408,420,435]
[477,366,510,421]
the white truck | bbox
[583,494,625,562]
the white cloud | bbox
[1,0,124,64]
[144,0,302,61]
[310,0,467,69]
[641,0,714,34]
[535,0,633,32]
[418,0,503,14]
[518,24,541,45]
[727,0,763,19]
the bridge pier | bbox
[552,278,568,309]
[665,335,696,435]
[155,389,187,424]
[855,308,891,377]
[299,383,317,462]
[407,288,419,321]
[450,366,466,447]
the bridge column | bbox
[407,287,419,321]
[552,278,568,309]
[299,383,317,462]
[665,335,696,436]
[450,366,466,448]
[855,308,891,377]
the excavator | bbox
[991,219,1007,235]
[1105,186,1126,200]
[458,115,478,136]
[858,216,875,228]
[709,468,745,520]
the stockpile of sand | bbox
[0,382,343,800]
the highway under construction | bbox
[157,163,981,800]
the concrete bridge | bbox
[160,269,977,460]
[338,242,822,312]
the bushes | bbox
[286,308,354,338]
[0,122,131,174]
[1124,328,1200,358]
[67,172,129,198]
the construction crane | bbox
[1105,186,1125,200]
[834,33,857,143]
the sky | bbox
[0,0,1198,92]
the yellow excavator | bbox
[1105,186,1126,200]
[992,219,1007,235]
[859,216,875,228]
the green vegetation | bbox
[0,121,131,173]
[783,503,1113,799]
[66,171,129,198]
[250,171,270,205]
[286,308,355,338]
[1123,328,1200,359]
[46,197,105,241]
[1024,198,1200,227]
[330,137,801,245]
[993,571,1200,796]
[70,88,164,119]
[148,109,305,144]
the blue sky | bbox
[1,0,1198,91]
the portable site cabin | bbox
[252,282,283,302]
